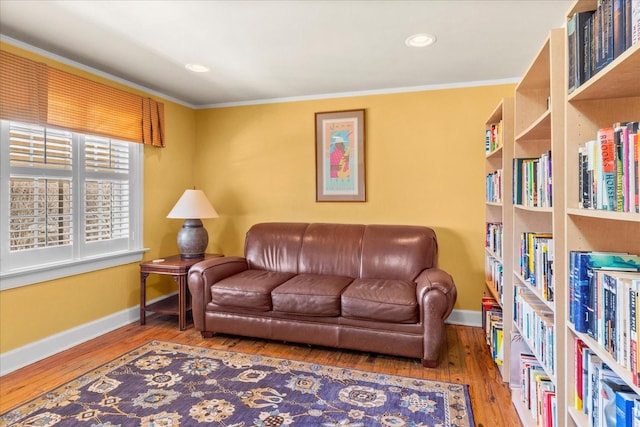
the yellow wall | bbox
[0,41,516,354]
[0,43,197,352]
[195,85,515,313]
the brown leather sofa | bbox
[188,222,457,367]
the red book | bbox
[575,338,588,410]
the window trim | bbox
[0,249,147,290]
[0,120,147,290]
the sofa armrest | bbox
[415,267,457,320]
[188,256,249,331]
[415,268,457,367]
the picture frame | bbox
[315,109,366,202]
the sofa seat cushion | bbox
[271,274,353,316]
[211,269,295,311]
[341,279,418,323]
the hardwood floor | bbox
[0,315,522,426]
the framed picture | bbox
[315,109,366,202]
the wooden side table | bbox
[140,253,222,330]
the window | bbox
[0,120,144,289]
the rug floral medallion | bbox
[1,340,475,427]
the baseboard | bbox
[0,293,176,377]
[446,309,482,327]
[1,304,480,377]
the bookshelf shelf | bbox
[568,44,640,101]
[516,276,555,311]
[512,389,537,427]
[486,146,504,159]
[515,109,552,142]
[567,208,640,223]
[514,205,554,214]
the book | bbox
[600,127,617,210]
[575,338,589,411]
[510,332,532,389]
[568,12,578,93]
[617,391,640,427]
[633,0,640,44]
[631,280,638,385]
[613,0,627,58]
[601,376,633,426]
[599,0,615,71]
[583,346,593,414]
[570,10,596,90]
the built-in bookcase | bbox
[564,0,640,426]
[484,98,514,381]
[485,1,640,425]
[511,27,566,427]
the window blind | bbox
[0,50,165,147]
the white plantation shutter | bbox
[83,136,130,246]
[1,120,143,288]
[84,181,129,242]
[9,124,73,169]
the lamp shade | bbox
[167,189,218,219]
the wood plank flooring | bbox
[0,315,522,426]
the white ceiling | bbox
[0,0,573,107]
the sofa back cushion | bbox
[244,223,438,281]
[298,223,364,278]
[360,225,437,281]
[245,222,308,273]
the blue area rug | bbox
[1,340,475,426]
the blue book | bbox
[617,391,640,427]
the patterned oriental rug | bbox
[1,340,475,427]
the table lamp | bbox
[167,189,218,259]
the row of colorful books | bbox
[484,256,503,305]
[514,287,555,375]
[485,168,503,203]
[485,221,503,258]
[578,122,640,213]
[574,338,640,427]
[482,296,504,367]
[567,0,640,94]
[569,251,640,375]
[518,351,557,427]
[512,150,552,208]
[485,121,503,154]
[519,231,554,302]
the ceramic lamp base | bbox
[177,218,208,259]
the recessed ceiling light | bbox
[185,63,210,73]
[405,33,437,48]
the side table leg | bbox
[178,276,187,331]
[140,272,149,325]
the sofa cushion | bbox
[245,222,308,273]
[341,279,418,323]
[360,225,437,281]
[298,223,364,277]
[211,269,294,311]
[271,274,353,316]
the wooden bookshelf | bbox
[511,27,566,427]
[484,97,514,382]
[563,1,640,426]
